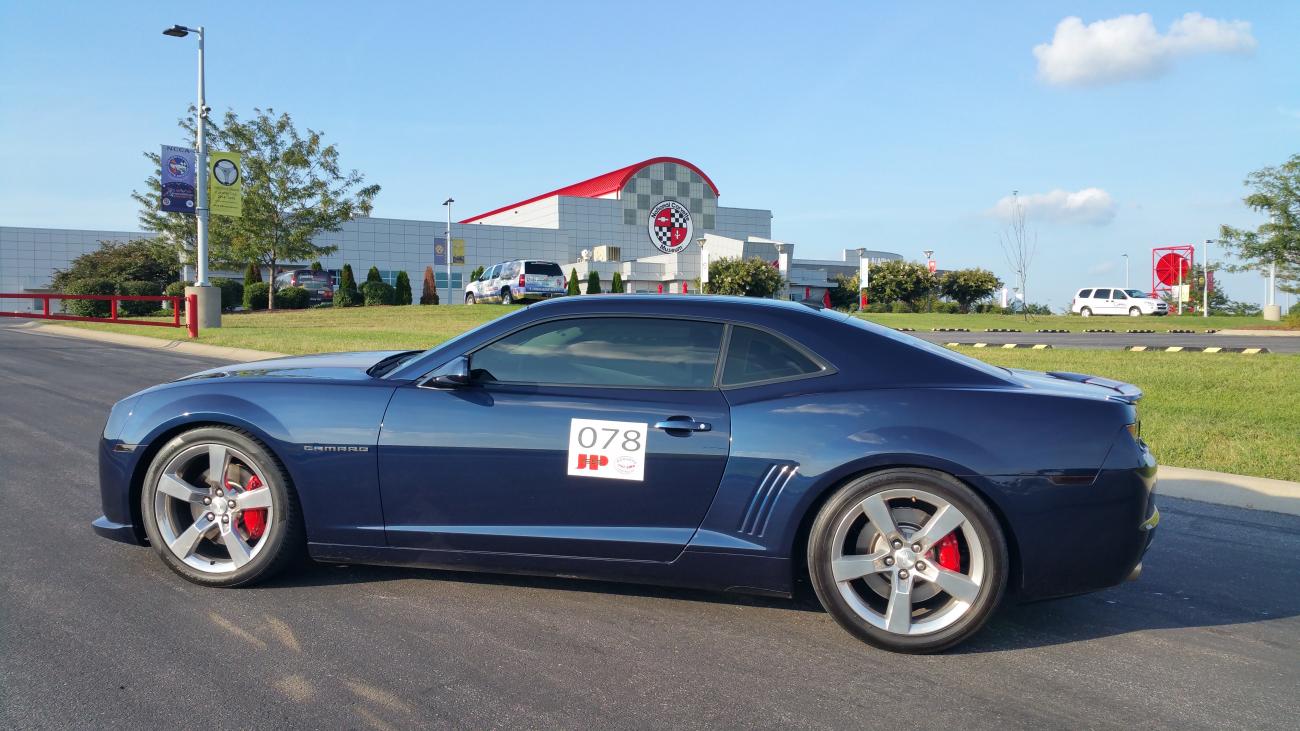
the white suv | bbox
[1071,288,1168,317]
[465,259,567,305]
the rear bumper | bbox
[517,292,566,302]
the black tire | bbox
[807,468,1008,653]
[501,288,513,305]
[1128,307,1140,317]
[1080,307,1092,317]
[140,426,304,588]
[465,292,476,305]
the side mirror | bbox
[426,355,471,388]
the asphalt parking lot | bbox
[910,329,1300,352]
[1,320,1297,730]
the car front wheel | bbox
[1129,307,1141,317]
[1080,307,1092,317]
[808,469,1008,653]
[465,292,476,305]
[140,426,303,587]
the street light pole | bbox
[1203,239,1211,318]
[1122,254,1129,289]
[163,24,208,285]
[443,198,454,306]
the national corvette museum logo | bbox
[647,200,692,254]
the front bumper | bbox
[92,515,144,545]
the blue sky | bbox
[2,1,1296,307]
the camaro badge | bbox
[567,418,647,481]
[304,445,370,453]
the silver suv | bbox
[1071,287,1168,317]
[465,260,566,305]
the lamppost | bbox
[1202,239,1211,318]
[922,250,935,311]
[163,23,219,329]
[1122,253,1129,289]
[443,197,454,306]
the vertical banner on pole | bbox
[208,152,243,218]
[451,238,465,264]
[160,145,196,213]
[433,237,447,265]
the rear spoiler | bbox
[1045,371,1143,403]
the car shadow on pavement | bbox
[257,495,1298,650]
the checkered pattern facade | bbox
[621,161,718,230]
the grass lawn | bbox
[58,305,1300,481]
[855,311,1292,332]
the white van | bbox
[1071,288,1168,317]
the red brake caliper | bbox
[239,474,268,540]
[932,533,961,571]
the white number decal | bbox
[567,418,648,481]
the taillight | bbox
[1125,422,1140,439]
[290,275,297,285]
[518,274,526,288]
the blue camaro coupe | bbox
[94,295,1158,652]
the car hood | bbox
[176,350,417,383]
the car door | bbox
[1091,288,1112,314]
[1111,289,1130,314]
[377,315,732,562]
[479,264,501,301]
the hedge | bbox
[63,279,116,317]
[361,280,396,306]
[244,281,271,311]
[275,286,310,310]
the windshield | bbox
[1123,289,1149,299]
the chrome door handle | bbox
[653,419,711,432]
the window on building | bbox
[433,272,464,290]
[471,317,724,388]
[721,326,823,386]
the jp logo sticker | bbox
[647,200,692,254]
[567,418,647,481]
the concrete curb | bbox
[1158,466,1300,517]
[25,323,286,362]
[1215,329,1300,337]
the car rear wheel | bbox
[1129,307,1141,317]
[1080,307,1092,317]
[140,426,303,587]
[808,469,1008,653]
[501,288,513,305]
[465,292,476,305]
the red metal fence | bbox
[0,293,199,338]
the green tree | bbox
[865,259,935,309]
[610,271,625,294]
[567,268,581,295]
[419,265,439,305]
[366,265,383,284]
[1219,153,1300,295]
[939,268,1001,313]
[334,263,361,307]
[212,108,379,310]
[469,265,485,282]
[704,256,785,298]
[394,270,412,305]
[51,238,179,291]
[243,261,262,283]
[586,271,603,294]
[310,261,323,271]
[827,273,860,310]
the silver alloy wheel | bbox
[1129,307,1141,317]
[829,488,985,636]
[152,442,275,575]
[466,293,475,304]
[1081,307,1092,317]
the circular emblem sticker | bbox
[647,200,693,254]
[213,158,239,186]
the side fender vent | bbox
[738,463,799,537]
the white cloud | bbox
[1034,12,1256,87]
[991,188,1117,226]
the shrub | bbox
[117,280,162,316]
[419,266,439,305]
[210,277,244,311]
[394,271,413,305]
[361,280,396,306]
[863,301,891,313]
[310,261,323,272]
[586,271,602,294]
[933,300,961,314]
[366,266,383,285]
[244,281,271,311]
[340,264,359,296]
[469,265,485,282]
[610,271,624,294]
[567,268,581,296]
[243,262,262,284]
[51,238,177,292]
[888,301,913,313]
[63,278,116,317]
[704,256,785,298]
[276,286,311,310]
[164,280,189,300]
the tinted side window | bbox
[1113,290,1127,300]
[1077,289,1092,298]
[487,265,501,279]
[525,262,564,276]
[502,261,520,277]
[472,317,724,388]
[1094,289,1111,299]
[722,326,822,386]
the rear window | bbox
[293,271,327,283]
[1077,289,1092,298]
[722,326,822,386]
[525,262,563,276]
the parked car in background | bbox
[273,269,333,305]
[1071,288,1168,317]
[465,260,567,305]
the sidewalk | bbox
[21,321,286,362]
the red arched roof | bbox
[461,157,719,223]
